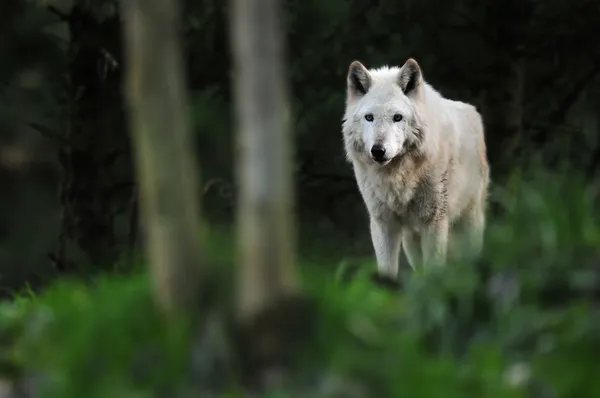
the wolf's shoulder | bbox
[441,98,480,115]
[439,97,483,130]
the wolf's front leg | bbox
[422,217,449,268]
[370,218,402,278]
[402,230,422,269]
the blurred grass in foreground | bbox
[1,169,600,397]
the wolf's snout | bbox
[371,144,386,162]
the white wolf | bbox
[342,58,489,279]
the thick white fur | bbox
[342,59,489,277]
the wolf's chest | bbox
[355,167,440,226]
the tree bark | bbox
[121,0,204,315]
[230,0,299,322]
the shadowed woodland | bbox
[1,0,600,396]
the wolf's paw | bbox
[370,272,402,292]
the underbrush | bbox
[1,170,600,397]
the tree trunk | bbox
[230,0,299,322]
[121,0,204,315]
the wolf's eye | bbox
[393,114,403,122]
[364,114,374,122]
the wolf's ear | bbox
[398,58,422,96]
[347,61,372,98]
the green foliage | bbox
[1,171,600,397]
[3,275,192,398]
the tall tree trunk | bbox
[230,0,299,322]
[121,0,204,315]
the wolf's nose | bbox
[371,144,386,161]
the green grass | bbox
[1,169,600,397]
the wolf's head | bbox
[342,58,426,166]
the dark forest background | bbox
[2,0,599,295]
